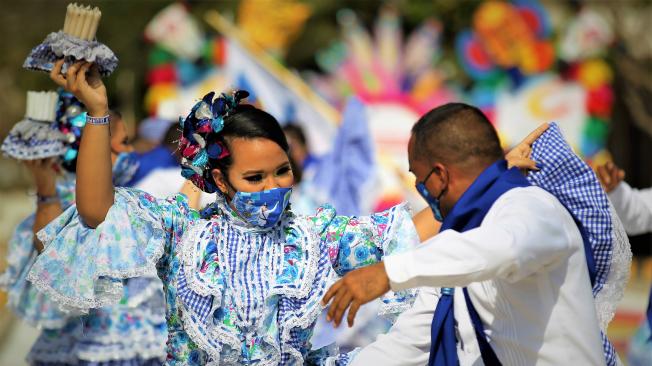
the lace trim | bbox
[271,214,322,300]
[1,119,67,160]
[176,211,329,365]
[27,190,167,313]
[376,202,419,320]
[125,277,164,308]
[180,220,223,300]
[28,340,166,364]
[594,203,632,331]
[75,327,167,346]
[24,31,118,76]
[275,216,335,365]
[377,299,418,321]
[178,301,229,362]
[26,269,122,315]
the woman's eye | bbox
[244,175,263,183]
[276,166,291,176]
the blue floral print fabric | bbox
[28,187,420,365]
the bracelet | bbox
[36,194,59,205]
[86,114,110,125]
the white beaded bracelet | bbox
[86,114,110,125]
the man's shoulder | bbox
[494,186,573,221]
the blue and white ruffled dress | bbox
[0,174,167,365]
[27,187,420,365]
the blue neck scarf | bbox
[427,159,596,366]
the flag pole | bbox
[204,10,340,126]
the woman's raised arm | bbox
[50,60,113,227]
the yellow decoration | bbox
[144,83,178,115]
[588,149,612,169]
[577,59,613,90]
[237,0,311,57]
[411,70,443,101]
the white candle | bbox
[26,92,33,119]
[88,7,101,40]
[66,6,76,36]
[71,6,84,38]
[35,92,42,120]
[80,6,93,40]
[63,3,73,33]
[45,93,52,121]
[47,92,57,121]
[36,92,44,120]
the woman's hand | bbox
[180,180,203,210]
[50,59,114,228]
[50,59,108,117]
[596,162,625,193]
[25,158,62,253]
[24,158,58,197]
[505,122,549,171]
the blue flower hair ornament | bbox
[53,89,87,172]
[179,90,249,193]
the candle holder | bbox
[1,91,68,160]
[23,3,118,76]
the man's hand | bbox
[596,162,625,193]
[505,122,549,171]
[50,59,108,117]
[321,262,391,328]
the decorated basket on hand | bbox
[23,3,118,76]
[1,91,67,160]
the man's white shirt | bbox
[352,186,605,366]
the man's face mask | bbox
[415,167,446,222]
[231,187,292,229]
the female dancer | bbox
[29,60,534,365]
[1,89,167,365]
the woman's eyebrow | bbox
[241,169,264,175]
[241,162,290,175]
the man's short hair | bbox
[411,103,503,166]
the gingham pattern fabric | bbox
[177,266,213,322]
[277,244,333,364]
[527,122,616,366]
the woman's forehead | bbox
[229,137,288,170]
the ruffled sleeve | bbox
[0,215,71,328]
[27,187,199,314]
[310,203,420,318]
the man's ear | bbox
[211,168,230,196]
[433,162,449,185]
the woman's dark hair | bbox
[209,104,290,177]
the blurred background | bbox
[1,0,651,364]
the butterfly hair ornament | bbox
[178,90,249,193]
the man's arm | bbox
[608,182,652,235]
[322,188,577,326]
[385,188,574,290]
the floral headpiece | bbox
[179,90,249,193]
[54,89,87,172]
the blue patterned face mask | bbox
[231,187,292,229]
[415,167,445,222]
[112,152,140,187]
